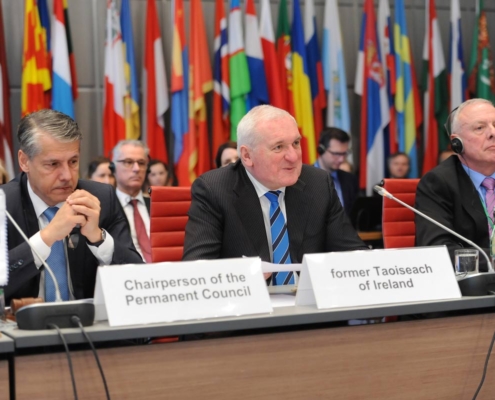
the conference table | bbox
[1,295,495,399]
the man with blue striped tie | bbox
[183,105,367,285]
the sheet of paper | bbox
[270,294,297,308]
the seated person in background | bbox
[415,98,495,272]
[215,141,239,168]
[183,105,367,284]
[0,160,9,184]
[438,148,456,163]
[86,156,115,187]
[143,159,173,195]
[314,127,358,216]
[3,110,142,304]
[339,160,353,173]
[387,152,410,179]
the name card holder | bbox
[295,246,461,309]
[94,257,272,327]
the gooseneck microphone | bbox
[374,185,495,296]
[5,209,94,330]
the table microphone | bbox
[5,209,94,330]
[374,185,495,296]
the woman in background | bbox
[143,159,173,195]
[86,156,116,187]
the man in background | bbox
[112,140,152,263]
[387,152,410,179]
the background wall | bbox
[1,0,491,176]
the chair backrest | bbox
[382,178,420,249]
[149,186,191,262]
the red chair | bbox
[381,179,420,249]
[149,186,191,262]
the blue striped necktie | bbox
[264,191,294,285]
[43,207,70,301]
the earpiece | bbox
[451,137,464,154]
[108,161,115,174]
[317,144,326,156]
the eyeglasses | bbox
[116,159,148,169]
[326,149,350,157]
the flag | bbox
[21,0,52,116]
[52,0,74,118]
[377,0,397,154]
[63,0,78,101]
[103,0,126,156]
[0,3,14,178]
[394,0,419,177]
[245,0,269,110]
[276,0,294,114]
[448,0,466,110]
[291,0,316,164]
[142,0,169,162]
[259,0,284,109]
[355,0,389,195]
[38,0,51,106]
[121,0,140,139]
[322,0,350,144]
[468,0,495,101]
[171,0,190,184]
[212,0,230,163]
[229,0,251,139]
[422,0,448,174]
[187,0,213,182]
[304,0,326,138]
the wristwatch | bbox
[88,228,106,247]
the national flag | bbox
[38,0,52,107]
[171,0,190,184]
[422,0,448,174]
[142,0,169,162]
[259,0,284,109]
[21,0,52,116]
[468,0,495,101]
[291,0,316,164]
[448,0,466,110]
[52,0,74,118]
[63,0,78,101]
[304,0,326,138]
[355,0,389,195]
[0,3,14,178]
[229,0,251,139]
[187,0,213,182]
[212,0,230,163]
[394,0,419,178]
[276,0,294,114]
[121,0,140,139]
[245,0,269,110]
[103,0,126,156]
[322,0,350,145]
[377,0,397,154]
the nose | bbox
[285,145,299,162]
[488,124,495,139]
[59,163,72,181]
[132,161,141,172]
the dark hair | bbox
[318,127,350,149]
[215,141,237,168]
[87,156,112,179]
[146,159,172,185]
[148,159,169,174]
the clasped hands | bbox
[40,190,102,247]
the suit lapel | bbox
[19,173,41,237]
[285,178,309,263]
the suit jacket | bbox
[182,161,367,262]
[336,169,359,216]
[2,173,143,303]
[415,156,490,271]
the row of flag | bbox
[1,0,495,190]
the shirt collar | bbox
[461,164,495,189]
[27,179,65,218]
[116,188,145,206]
[245,170,286,199]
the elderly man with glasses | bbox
[314,127,358,216]
[112,140,152,263]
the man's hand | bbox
[40,202,86,247]
[66,189,102,243]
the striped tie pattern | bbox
[482,177,495,237]
[264,191,294,285]
[43,207,70,301]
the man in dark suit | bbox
[2,110,142,304]
[416,98,495,272]
[112,140,152,263]
[183,105,366,284]
[314,127,358,216]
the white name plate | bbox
[94,257,272,327]
[295,246,461,309]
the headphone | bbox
[444,106,464,154]
[317,144,326,156]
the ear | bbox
[240,145,253,167]
[18,150,30,173]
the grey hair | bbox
[111,140,150,160]
[18,109,82,159]
[451,98,494,135]
[236,105,296,153]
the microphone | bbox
[374,185,495,296]
[5,209,94,330]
